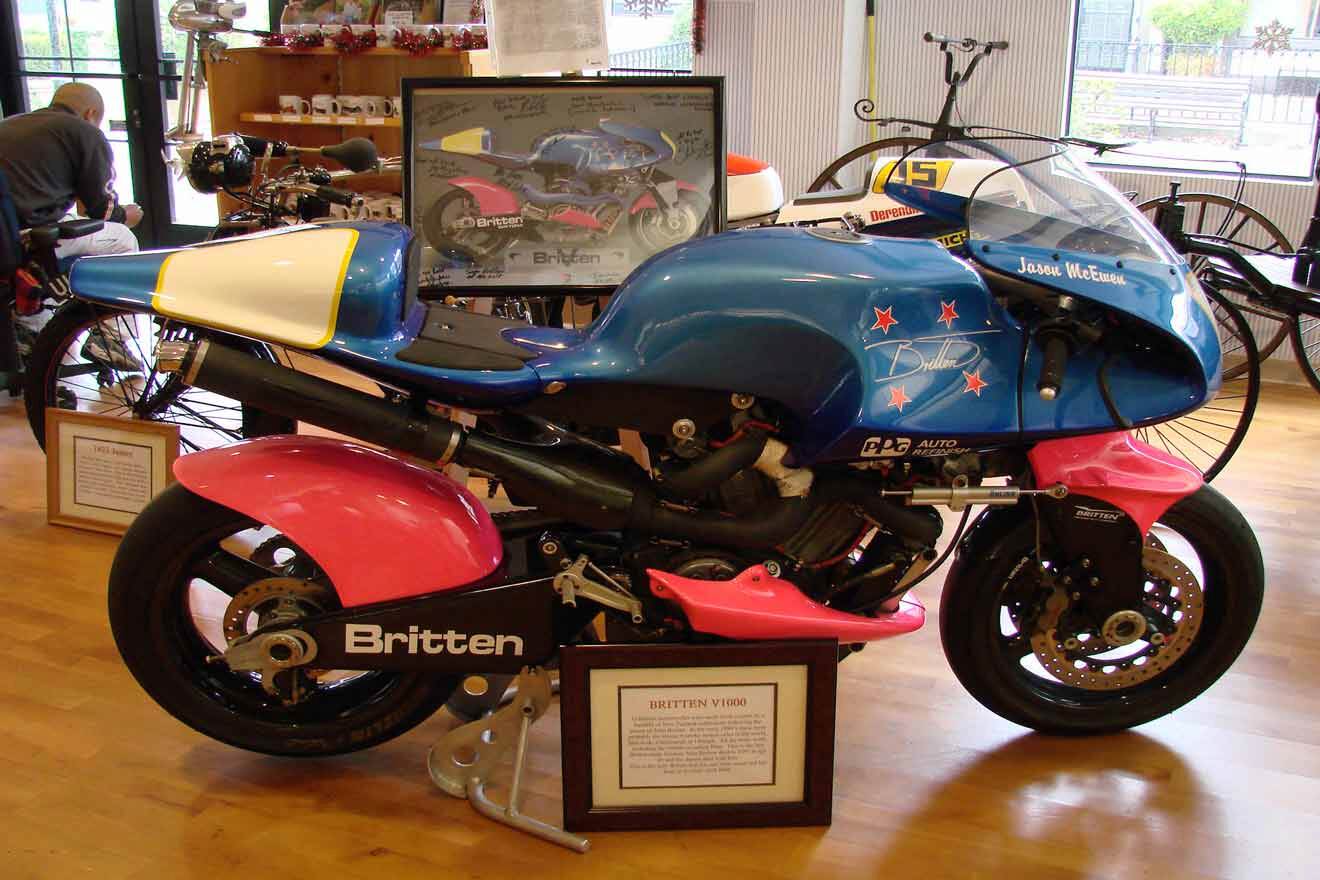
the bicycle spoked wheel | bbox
[1136,193,1293,370]
[28,305,292,453]
[1290,312,1320,394]
[807,136,934,192]
[1135,287,1259,481]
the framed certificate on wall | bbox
[559,640,837,831]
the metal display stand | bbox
[428,667,591,853]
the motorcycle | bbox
[420,119,712,262]
[65,136,1260,757]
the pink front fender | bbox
[449,176,520,215]
[1029,432,1202,536]
[173,436,503,608]
[629,180,700,214]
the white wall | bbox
[694,0,867,195]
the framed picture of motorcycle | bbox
[402,76,726,293]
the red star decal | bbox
[887,385,912,413]
[938,300,959,329]
[871,305,899,334]
[963,368,989,397]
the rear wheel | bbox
[940,486,1262,734]
[422,189,513,265]
[109,484,458,756]
[24,302,293,452]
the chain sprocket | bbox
[1030,546,1204,691]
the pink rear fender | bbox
[449,176,520,215]
[173,436,504,608]
[1029,432,1202,535]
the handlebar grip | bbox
[987,40,1009,50]
[1037,334,1070,401]
[315,185,358,207]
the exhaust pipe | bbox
[159,341,812,545]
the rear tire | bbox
[109,484,458,756]
[939,485,1263,734]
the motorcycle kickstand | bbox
[427,666,590,853]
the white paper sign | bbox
[618,683,777,789]
[487,0,609,76]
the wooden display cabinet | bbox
[204,46,475,211]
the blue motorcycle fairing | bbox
[530,227,1023,463]
[976,243,1221,433]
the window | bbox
[1067,0,1320,177]
[606,0,692,72]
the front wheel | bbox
[109,484,459,756]
[630,189,711,254]
[940,486,1263,734]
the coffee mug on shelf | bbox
[311,94,341,116]
[278,95,311,116]
[360,95,387,117]
[391,96,402,118]
[337,95,366,116]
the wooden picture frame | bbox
[559,640,837,832]
[46,410,179,536]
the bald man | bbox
[0,82,143,257]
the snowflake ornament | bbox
[1252,19,1293,56]
[623,0,671,18]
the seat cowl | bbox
[69,248,172,308]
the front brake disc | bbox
[1030,547,1204,691]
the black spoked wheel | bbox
[109,484,458,756]
[807,136,934,193]
[24,302,293,452]
[941,486,1263,735]
[1289,309,1320,394]
[421,189,513,265]
[1134,286,1259,481]
[1136,192,1293,369]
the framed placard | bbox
[559,640,836,832]
[46,410,179,535]
[403,76,725,294]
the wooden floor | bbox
[2,383,1319,880]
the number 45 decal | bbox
[872,159,953,194]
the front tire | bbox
[109,484,458,756]
[939,485,1263,734]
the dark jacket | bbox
[0,103,126,227]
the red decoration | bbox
[938,299,958,329]
[870,305,898,334]
[392,27,445,55]
[694,0,706,55]
[887,385,911,413]
[260,30,326,50]
[329,26,378,54]
[470,0,486,23]
[962,369,989,397]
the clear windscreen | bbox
[882,137,1180,265]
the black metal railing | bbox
[608,40,693,73]
[1075,39,1320,126]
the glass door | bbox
[9,0,272,247]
